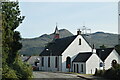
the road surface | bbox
[33,71,86,80]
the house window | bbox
[55,57,58,68]
[48,57,50,67]
[41,57,44,67]
[112,59,117,67]
[81,64,83,72]
[79,39,81,45]
[66,57,71,68]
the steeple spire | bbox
[54,23,59,39]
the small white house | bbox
[96,48,120,70]
[72,52,102,74]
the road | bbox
[33,71,86,80]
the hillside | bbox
[20,29,118,56]
[20,29,73,55]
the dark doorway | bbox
[66,57,71,68]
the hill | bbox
[20,29,118,56]
[20,29,73,55]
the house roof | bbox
[72,52,93,62]
[40,35,77,56]
[96,48,114,61]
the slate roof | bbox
[40,35,77,56]
[96,48,114,61]
[72,52,93,62]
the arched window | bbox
[112,59,117,68]
[55,57,58,68]
[66,57,71,68]
[48,57,50,67]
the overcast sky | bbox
[16,2,118,38]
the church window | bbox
[79,39,81,45]
[81,64,83,72]
[48,57,50,67]
[41,57,44,67]
[55,57,58,68]
[74,64,76,72]
[77,64,79,73]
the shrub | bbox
[104,64,120,80]
[2,64,19,80]
[12,57,33,80]
[94,68,105,77]
[94,64,120,80]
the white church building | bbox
[39,26,120,74]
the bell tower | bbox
[54,23,59,39]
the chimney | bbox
[77,29,81,35]
[92,44,96,53]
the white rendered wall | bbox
[119,54,120,64]
[104,49,119,70]
[62,35,92,72]
[86,53,103,74]
[73,62,86,74]
[39,56,62,72]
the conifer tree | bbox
[2,1,32,79]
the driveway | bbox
[33,71,86,80]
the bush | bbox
[95,64,120,80]
[12,57,33,80]
[94,68,105,77]
[2,64,19,80]
[104,68,116,80]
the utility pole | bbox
[118,1,120,45]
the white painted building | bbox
[72,52,103,74]
[39,26,120,74]
[39,27,93,72]
[96,48,120,70]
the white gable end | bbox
[86,53,103,74]
[61,35,92,72]
[104,49,119,70]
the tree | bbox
[115,45,120,55]
[2,1,32,79]
[100,44,106,49]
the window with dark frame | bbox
[77,64,79,73]
[81,64,83,72]
[41,57,44,67]
[48,57,50,67]
[79,39,81,45]
[55,57,58,68]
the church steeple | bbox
[54,23,59,39]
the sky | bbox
[16,2,118,38]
